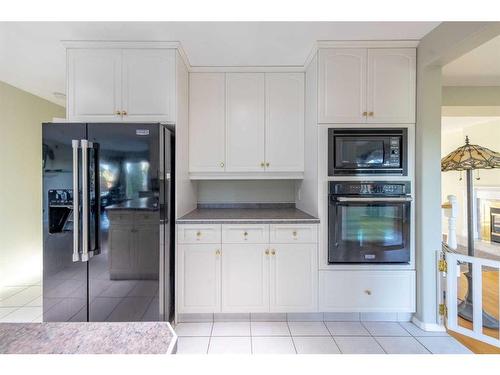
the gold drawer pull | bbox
[260,162,265,168]
[368,111,374,117]
[220,161,224,168]
[266,162,270,167]
[292,230,298,238]
[115,110,122,116]
[215,249,221,256]
[196,231,201,239]
[265,249,270,255]
[271,249,276,256]
[362,111,367,116]
[364,290,372,296]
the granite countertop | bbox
[0,322,177,354]
[106,197,158,211]
[176,204,319,224]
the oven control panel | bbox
[329,182,410,196]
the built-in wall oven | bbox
[328,181,412,264]
[328,128,407,176]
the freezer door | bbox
[87,123,162,322]
[42,123,88,322]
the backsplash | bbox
[197,180,296,204]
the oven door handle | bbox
[335,197,413,202]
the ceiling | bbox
[0,22,440,107]
[442,34,500,86]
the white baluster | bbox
[445,194,458,250]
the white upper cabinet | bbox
[67,47,176,122]
[318,49,367,124]
[318,47,416,124]
[189,73,226,172]
[265,73,305,172]
[67,49,122,122]
[121,49,175,122]
[367,49,416,123]
[225,73,266,172]
[188,72,305,178]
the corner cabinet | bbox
[318,47,416,124]
[67,47,176,122]
[188,72,305,178]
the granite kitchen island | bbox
[0,322,177,354]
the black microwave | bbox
[328,128,407,176]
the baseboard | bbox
[411,316,447,332]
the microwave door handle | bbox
[335,197,413,202]
[81,139,89,262]
[72,140,80,262]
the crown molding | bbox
[189,66,305,73]
[61,40,184,49]
[316,40,420,48]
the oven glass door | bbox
[329,197,411,263]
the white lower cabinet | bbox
[177,223,319,314]
[319,270,416,312]
[270,244,318,312]
[221,244,269,312]
[178,244,221,313]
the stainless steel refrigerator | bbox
[42,123,174,322]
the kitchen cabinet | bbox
[67,49,122,122]
[265,73,305,172]
[366,49,416,123]
[319,270,416,312]
[318,48,416,124]
[188,72,305,178]
[189,73,226,172]
[270,244,318,312]
[225,73,266,172]
[318,49,367,124]
[221,244,269,312]
[176,223,319,314]
[178,244,221,313]
[67,48,175,122]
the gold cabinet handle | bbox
[271,249,276,256]
[196,231,201,239]
[260,162,265,168]
[115,110,122,116]
[266,162,270,167]
[215,249,221,256]
[265,249,270,255]
[121,110,128,116]
[362,111,367,116]
[292,230,297,237]
[368,111,374,117]
[364,290,372,296]
[220,161,225,168]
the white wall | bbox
[0,81,65,287]
[197,180,296,204]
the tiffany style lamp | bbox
[441,136,500,329]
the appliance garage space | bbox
[7,21,495,356]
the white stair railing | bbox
[446,252,500,348]
[442,194,458,250]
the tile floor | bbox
[174,320,472,354]
[0,284,43,322]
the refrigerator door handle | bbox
[72,140,80,262]
[92,142,101,256]
[81,139,89,262]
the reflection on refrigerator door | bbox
[88,123,162,322]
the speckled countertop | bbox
[176,204,319,224]
[0,322,177,354]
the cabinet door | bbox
[270,244,318,312]
[121,49,175,122]
[367,49,416,123]
[67,49,122,122]
[225,73,265,172]
[221,244,269,312]
[178,244,221,313]
[318,49,367,124]
[265,73,304,172]
[189,73,226,172]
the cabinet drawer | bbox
[177,224,221,244]
[319,270,415,312]
[222,224,269,243]
[270,224,318,243]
